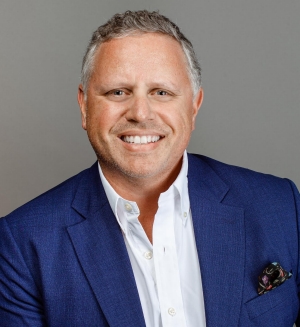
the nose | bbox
[125,95,155,122]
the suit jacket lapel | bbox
[188,154,245,327]
[67,163,146,327]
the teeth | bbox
[123,135,161,144]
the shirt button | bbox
[144,251,153,260]
[168,307,176,316]
[124,203,132,212]
[183,212,187,217]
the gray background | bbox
[1,0,299,217]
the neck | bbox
[100,157,182,203]
[99,157,183,243]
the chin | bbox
[97,154,158,178]
[119,165,163,180]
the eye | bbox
[105,89,130,101]
[156,90,168,96]
[112,90,124,96]
[151,89,174,102]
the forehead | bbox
[97,32,184,57]
[91,33,190,83]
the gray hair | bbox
[81,10,201,97]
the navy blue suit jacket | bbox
[1,154,300,326]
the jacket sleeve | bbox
[0,218,46,327]
[288,180,300,327]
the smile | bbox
[121,135,161,144]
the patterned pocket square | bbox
[258,262,292,295]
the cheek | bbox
[178,112,195,142]
[86,105,124,139]
[175,107,195,131]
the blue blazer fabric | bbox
[0,153,299,327]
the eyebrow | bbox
[149,81,179,89]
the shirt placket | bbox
[121,200,157,283]
[153,193,187,327]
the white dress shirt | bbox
[98,151,206,327]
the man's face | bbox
[78,32,203,184]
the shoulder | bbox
[188,153,299,206]
[1,163,98,227]
[188,152,295,187]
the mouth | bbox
[120,135,163,144]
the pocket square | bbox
[258,262,292,295]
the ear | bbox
[78,84,87,130]
[191,87,203,130]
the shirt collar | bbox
[172,150,190,225]
[98,163,120,218]
[98,150,190,225]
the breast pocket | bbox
[245,278,298,320]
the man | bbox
[0,10,299,327]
